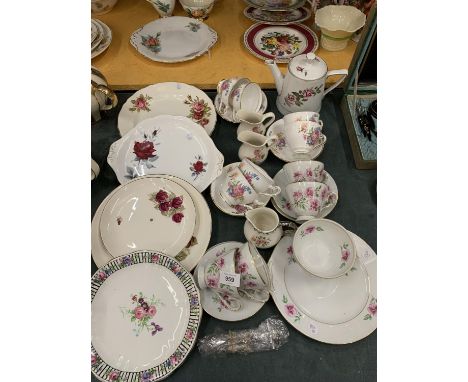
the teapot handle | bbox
[323,69,348,96]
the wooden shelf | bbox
[92,0,358,90]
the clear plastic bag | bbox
[198,317,289,355]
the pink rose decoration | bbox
[97,271,107,281]
[285,304,296,316]
[216,257,225,268]
[237,262,248,274]
[200,118,209,127]
[108,371,120,381]
[91,354,97,365]
[151,254,160,263]
[305,226,315,234]
[368,303,377,316]
[159,201,171,212]
[171,196,183,209]
[155,190,168,202]
[185,329,193,340]
[148,305,157,317]
[193,111,204,120]
[341,249,350,261]
[133,140,156,160]
[287,94,295,102]
[192,161,204,173]
[136,98,146,108]
[287,245,293,255]
[192,101,205,113]
[172,212,184,223]
[306,168,313,178]
[170,355,178,366]
[304,89,313,97]
[310,199,319,211]
[306,187,314,197]
[207,277,218,288]
[134,306,145,320]
[292,191,302,200]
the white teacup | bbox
[285,181,337,221]
[217,77,243,115]
[232,82,262,114]
[238,158,281,196]
[283,111,321,124]
[283,160,326,184]
[197,248,242,311]
[285,120,326,154]
[234,242,271,302]
[236,110,276,135]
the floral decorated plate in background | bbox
[130,16,218,63]
[99,176,197,259]
[243,6,311,25]
[269,232,376,344]
[108,115,224,191]
[91,19,112,59]
[266,119,325,162]
[92,251,202,382]
[272,168,338,221]
[118,82,217,136]
[194,242,266,321]
[243,23,318,63]
[244,0,307,11]
[92,175,212,272]
[210,162,270,217]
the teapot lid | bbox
[289,53,327,80]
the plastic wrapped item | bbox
[198,317,289,355]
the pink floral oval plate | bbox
[118,82,217,136]
[92,251,202,382]
[269,232,376,344]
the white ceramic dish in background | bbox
[180,0,214,19]
[91,0,118,15]
[99,176,196,259]
[272,168,338,222]
[215,91,268,123]
[244,0,306,11]
[293,219,356,278]
[91,20,103,50]
[269,233,376,344]
[91,251,202,381]
[130,16,218,63]
[91,19,112,59]
[243,6,311,25]
[266,119,325,162]
[315,5,366,51]
[91,175,212,271]
[91,20,98,42]
[195,242,265,321]
[108,115,224,192]
[118,82,217,136]
[210,162,270,217]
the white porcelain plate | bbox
[269,233,377,344]
[118,82,217,137]
[130,16,218,63]
[244,0,307,11]
[210,162,270,217]
[99,177,196,259]
[92,175,212,272]
[108,115,224,192]
[266,119,325,162]
[214,91,268,123]
[243,6,311,25]
[243,23,318,63]
[91,251,202,381]
[91,19,102,50]
[272,168,338,221]
[195,242,265,321]
[92,19,112,59]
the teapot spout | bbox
[265,59,283,94]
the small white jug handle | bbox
[323,69,348,96]
[261,112,276,128]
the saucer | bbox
[215,91,268,123]
[271,168,338,221]
[266,119,325,162]
[269,232,376,344]
[210,162,271,217]
[195,242,265,321]
[91,19,112,59]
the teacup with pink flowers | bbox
[283,160,326,184]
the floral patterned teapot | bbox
[266,53,348,115]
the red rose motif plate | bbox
[118,82,216,136]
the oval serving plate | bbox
[99,176,197,259]
[243,22,318,63]
[243,6,311,25]
[118,82,217,137]
[244,0,307,11]
[108,115,224,192]
[91,251,202,382]
[130,16,218,63]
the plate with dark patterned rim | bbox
[243,6,311,24]
[244,0,307,11]
[243,23,318,63]
[91,251,202,382]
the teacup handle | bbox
[324,192,338,207]
[280,221,297,233]
[91,81,118,111]
[261,112,276,128]
[310,134,327,150]
[259,185,281,197]
[214,291,242,311]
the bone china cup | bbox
[293,219,356,278]
[180,0,214,19]
[220,166,263,207]
[238,158,281,196]
[283,160,326,183]
[286,120,326,154]
[285,181,337,220]
[283,111,321,124]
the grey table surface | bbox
[91,90,377,382]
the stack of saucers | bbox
[91,18,112,59]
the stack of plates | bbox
[243,0,312,25]
[91,18,112,59]
[91,175,212,272]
